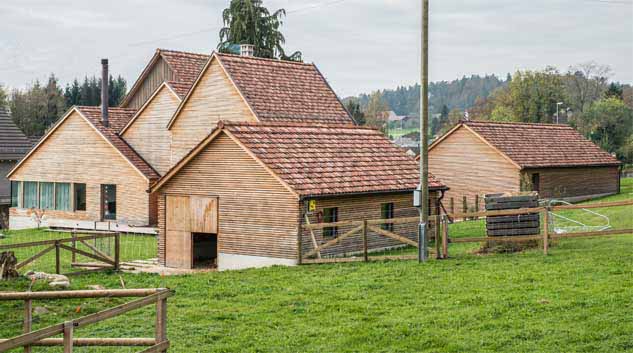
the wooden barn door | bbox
[166,195,192,268]
[165,195,219,269]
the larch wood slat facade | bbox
[429,126,520,206]
[122,85,180,175]
[169,58,256,164]
[157,133,300,267]
[9,111,151,225]
[429,122,621,207]
[123,57,175,110]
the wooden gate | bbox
[165,195,218,269]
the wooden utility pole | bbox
[418,0,430,262]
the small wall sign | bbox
[308,200,317,212]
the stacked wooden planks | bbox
[485,193,540,236]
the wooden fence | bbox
[300,200,633,263]
[0,231,120,276]
[0,288,173,353]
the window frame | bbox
[322,207,339,238]
[54,182,71,211]
[101,184,117,221]
[23,181,39,209]
[74,183,87,212]
[10,181,22,208]
[39,182,55,210]
[381,202,395,231]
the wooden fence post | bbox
[55,241,60,275]
[297,219,303,265]
[474,195,479,220]
[63,321,74,353]
[362,220,368,262]
[434,215,441,259]
[71,231,76,263]
[543,208,550,255]
[23,299,32,353]
[450,197,454,214]
[156,297,167,353]
[114,233,120,271]
[442,215,449,259]
[462,196,468,214]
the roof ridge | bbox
[216,52,314,66]
[464,120,571,128]
[76,105,137,112]
[220,120,375,130]
[157,48,211,58]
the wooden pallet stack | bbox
[485,193,540,236]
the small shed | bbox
[150,121,447,270]
[428,120,621,207]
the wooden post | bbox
[462,196,467,214]
[297,217,303,265]
[114,233,120,271]
[543,208,550,255]
[450,197,454,214]
[63,321,74,353]
[434,215,441,259]
[304,215,322,259]
[156,297,167,353]
[362,220,368,262]
[55,241,60,275]
[442,215,448,259]
[474,195,479,220]
[71,231,76,263]
[23,299,32,353]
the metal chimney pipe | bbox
[101,58,109,127]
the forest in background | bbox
[0,74,126,138]
[345,62,633,164]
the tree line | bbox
[0,74,126,137]
[347,62,633,164]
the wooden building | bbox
[0,107,32,228]
[150,121,446,271]
[6,48,356,232]
[428,120,621,207]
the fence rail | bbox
[0,231,120,276]
[0,288,173,353]
[300,200,633,264]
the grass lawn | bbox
[0,181,631,352]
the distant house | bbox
[150,121,446,270]
[428,120,621,207]
[0,107,32,226]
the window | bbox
[39,182,54,210]
[55,183,71,211]
[10,181,21,208]
[531,173,540,193]
[101,184,116,220]
[74,183,86,211]
[323,207,338,237]
[381,202,394,231]
[23,182,38,209]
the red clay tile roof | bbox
[216,53,354,125]
[222,121,445,197]
[76,106,160,180]
[463,120,621,168]
[159,49,210,89]
[165,81,191,99]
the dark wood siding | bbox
[522,166,620,199]
[300,192,440,257]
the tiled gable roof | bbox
[463,120,621,168]
[0,107,32,160]
[159,49,210,89]
[165,81,191,99]
[223,121,445,197]
[76,106,160,180]
[216,53,354,125]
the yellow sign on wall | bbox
[308,200,317,212]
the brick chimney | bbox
[101,58,109,127]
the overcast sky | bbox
[0,0,631,97]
